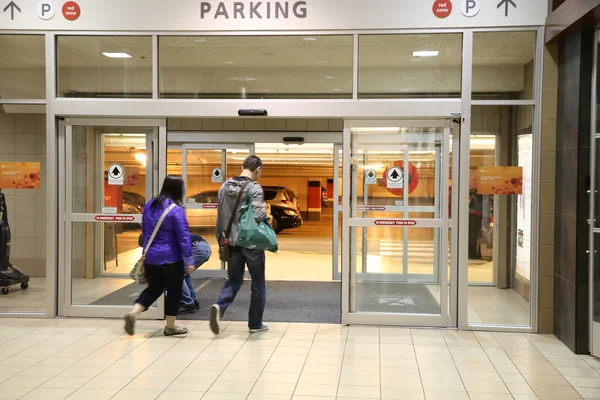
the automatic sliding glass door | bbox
[60,119,166,318]
[342,120,457,327]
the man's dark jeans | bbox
[216,246,266,329]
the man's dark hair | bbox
[243,155,263,172]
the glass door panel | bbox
[342,120,454,327]
[63,121,163,318]
[182,144,253,277]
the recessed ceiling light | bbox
[224,61,235,64]
[102,52,132,58]
[332,88,341,91]
[246,77,256,81]
[325,76,336,79]
[194,38,207,43]
[317,60,328,64]
[303,37,317,41]
[412,50,439,57]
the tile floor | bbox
[0,318,599,399]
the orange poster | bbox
[477,166,523,195]
[0,162,41,189]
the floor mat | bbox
[90,278,210,306]
[355,282,440,314]
[180,280,342,324]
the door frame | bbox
[590,29,599,356]
[58,118,167,319]
[169,131,343,281]
[341,118,459,327]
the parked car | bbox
[187,189,274,231]
[262,186,303,233]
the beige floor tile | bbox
[57,366,105,378]
[467,394,514,400]
[220,370,262,382]
[417,359,457,370]
[19,387,76,400]
[500,372,528,384]
[424,390,469,400]
[511,395,540,400]
[344,357,381,367]
[494,363,520,373]
[506,383,537,396]
[250,382,297,395]
[0,387,33,400]
[517,363,560,376]
[301,364,341,375]
[420,369,465,392]
[559,367,600,378]
[294,383,338,397]
[381,387,425,399]
[524,373,570,386]
[381,368,421,389]
[575,386,600,399]
[530,384,582,398]
[208,380,255,394]
[263,363,304,374]
[463,381,509,394]
[40,376,91,389]
[459,370,503,382]
[126,378,174,391]
[381,358,419,369]
[83,377,132,390]
[166,379,213,392]
[110,390,163,400]
[157,392,205,400]
[342,365,380,376]
[339,374,381,387]
[201,394,247,400]
[0,375,50,387]
[567,376,600,388]
[247,395,291,400]
[291,397,335,400]
[298,373,339,385]
[337,385,381,399]
[455,362,497,372]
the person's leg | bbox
[210,247,244,334]
[125,264,163,335]
[215,247,245,313]
[179,274,195,313]
[163,261,187,336]
[245,249,267,331]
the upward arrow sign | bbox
[390,170,400,180]
[497,0,516,17]
[3,1,21,20]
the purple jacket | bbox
[142,198,193,267]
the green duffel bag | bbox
[236,183,278,253]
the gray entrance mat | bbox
[90,278,210,306]
[355,282,440,314]
[180,279,342,324]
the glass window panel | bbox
[467,105,534,327]
[353,226,446,315]
[0,35,45,99]
[57,36,152,98]
[70,222,156,307]
[72,126,151,214]
[358,34,462,98]
[473,31,536,100]
[0,106,46,313]
[159,35,353,99]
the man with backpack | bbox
[210,155,269,335]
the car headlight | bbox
[284,209,297,216]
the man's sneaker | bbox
[178,304,196,314]
[210,304,221,335]
[124,313,136,336]
[249,324,269,333]
[164,325,188,336]
[194,299,200,310]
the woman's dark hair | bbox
[152,175,185,209]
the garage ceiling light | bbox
[412,50,439,57]
[102,52,132,58]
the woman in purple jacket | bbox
[124,176,194,336]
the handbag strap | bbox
[142,203,176,259]
[223,181,250,241]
